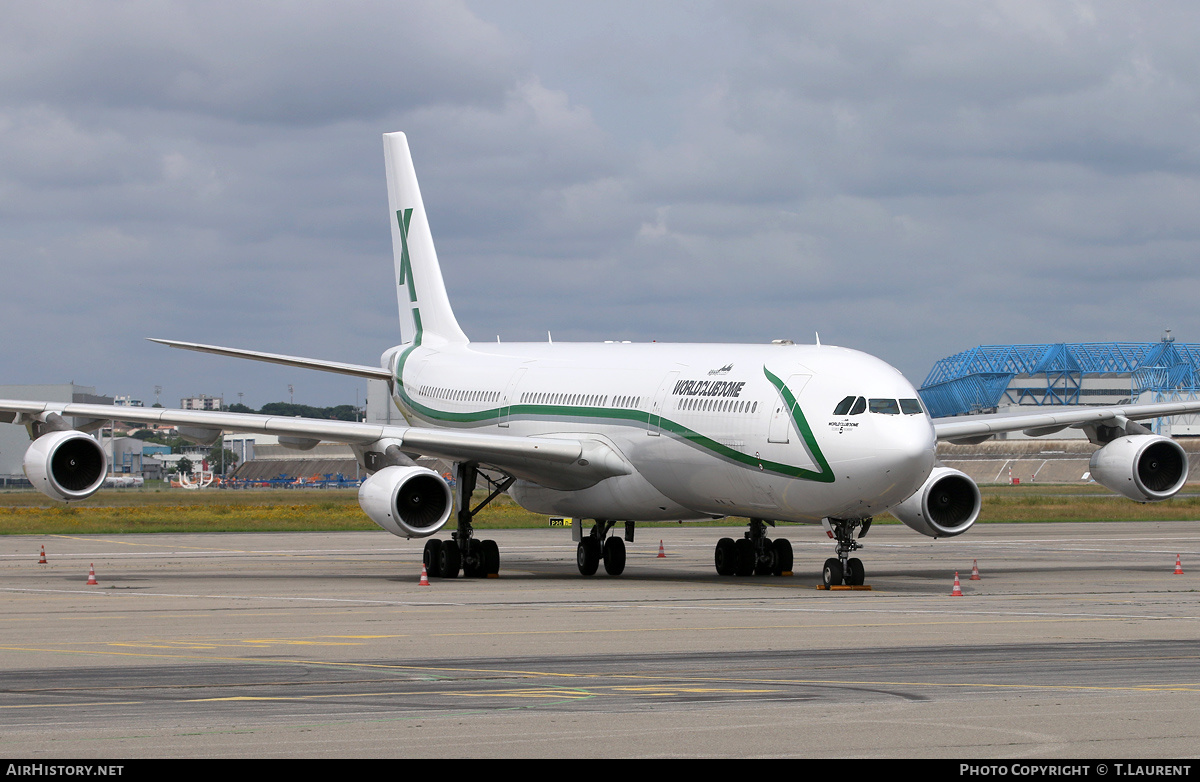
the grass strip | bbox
[3,485,1200,535]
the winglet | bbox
[383,132,469,346]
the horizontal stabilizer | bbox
[148,338,393,381]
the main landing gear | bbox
[422,463,512,579]
[577,520,630,576]
[713,518,793,577]
[822,517,871,588]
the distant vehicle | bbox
[103,475,144,488]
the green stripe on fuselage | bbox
[389,354,834,482]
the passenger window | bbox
[849,396,866,415]
[869,398,900,415]
[833,395,856,416]
[900,399,924,415]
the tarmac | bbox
[1,521,1198,758]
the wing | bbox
[0,399,629,491]
[932,400,1200,443]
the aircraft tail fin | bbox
[383,132,469,346]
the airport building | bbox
[918,335,1200,437]
[106,437,171,479]
[181,394,223,410]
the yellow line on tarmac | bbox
[186,687,597,703]
[453,689,593,699]
[414,616,1128,637]
[107,643,221,650]
[609,671,1200,694]
[48,534,224,550]
[0,616,1132,658]
[0,701,143,709]
[611,686,775,694]
[0,644,588,678]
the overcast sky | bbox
[1,1,1198,409]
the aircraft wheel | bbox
[480,539,500,576]
[734,539,755,576]
[602,537,626,576]
[771,539,793,576]
[845,557,865,586]
[423,539,443,578]
[577,538,600,576]
[714,538,736,576]
[439,540,461,579]
[822,558,843,588]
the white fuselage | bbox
[387,339,937,525]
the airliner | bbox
[4,132,1198,587]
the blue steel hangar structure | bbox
[919,336,1200,433]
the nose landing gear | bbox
[822,517,871,587]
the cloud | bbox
[0,1,517,125]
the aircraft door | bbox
[767,374,811,444]
[398,357,427,417]
[499,367,527,428]
[648,370,680,435]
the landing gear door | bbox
[648,370,680,436]
[767,374,811,444]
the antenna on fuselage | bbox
[815,332,821,346]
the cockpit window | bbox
[869,398,900,415]
[900,398,924,415]
[849,396,866,415]
[833,395,856,416]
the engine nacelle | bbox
[890,465,981,538]
[23,430,108,502]
[1089,435,1188,502]
[358,465,453,538]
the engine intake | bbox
[358,465,453,538]
[24,430,108,502]
[1089,435,1188,502]
[890,466,981,538]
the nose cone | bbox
[843,362,938,511]
[872,415,937,504]
[883,414,936,489]
[781,346,938,518]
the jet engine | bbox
[357,465,453,538]
[24,430,108,502]
[1089,435,1188,502]
[890,466,981,538]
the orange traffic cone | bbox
[657,540,666,558]
[418,564,430,586]
[86,564,98,586]
[950,572,963,596]
[1174,555,1184,575]
[970,559,981,580]
[38,545,46,564]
